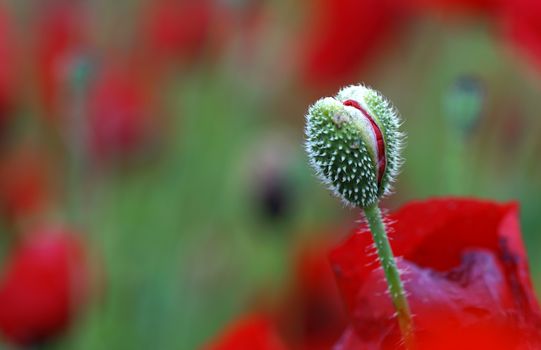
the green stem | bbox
[364,204,415,349]
[444,128,466,195]
[66,58,91,228]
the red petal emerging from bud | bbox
[342,99,386,188]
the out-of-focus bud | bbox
[0,228,89,346]
[305,84,403,208]
[441,76,484,194]
[444,76,484,136]
[246,135,297,224]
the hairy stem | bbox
[364,204,415,349]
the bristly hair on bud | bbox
[305,84,404,208]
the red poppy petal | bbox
[334,251,541,349]
[501,0,541,74]
[330,198,537,309]
[204,314,287,350]
[395,198,517,270]
[330,198,541,349]
[299,0,406,89]
[0,230,88,345]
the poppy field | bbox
[0,0,541,349]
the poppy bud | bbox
[305,84,403,208]
[444,75,484,136]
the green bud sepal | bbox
[305,85,404,208]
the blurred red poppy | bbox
[204,313,287,350]
[34,3,87,119]
[0,229,89,345]
[0,6,16,133]
[88,66,156,161]
[0,149,53,224]
[298,0,407,90]
[0,7,15,125]
[500,0,541,74]
[142,0,216,64]
[330,198,541,349]
[0,7,13,107]
[408,0,502,16]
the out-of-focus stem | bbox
[444,128,466,194]
[66,58,91,227]
[443,76,484,194]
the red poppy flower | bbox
[204,313,287,350]
[0,148,53,224]
[298,0,407,90]
[0,6,16,133]
[87,66,156,161]
[407,0,502,16]
[500,0,541,74]
[141,0,216,64]
[34,3,87,120]
[0,228,89,345]
[330,198,541,349]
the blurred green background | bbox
[0,0,540,349]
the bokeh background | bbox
[0,0,540,348]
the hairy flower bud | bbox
[305,85,403,208]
